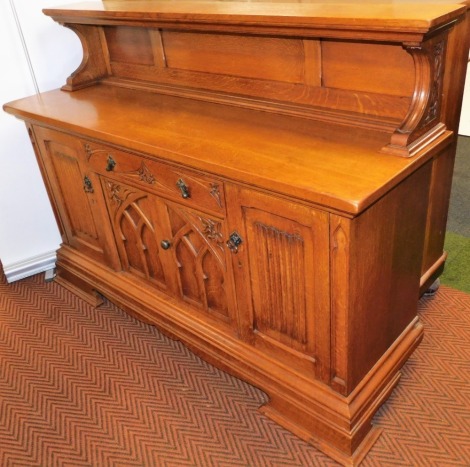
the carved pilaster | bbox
[330,217,350,394]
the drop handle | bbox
[176,178,190,199]
[160,240,171,250]
[83,176,94,193]
[106,155,116,171]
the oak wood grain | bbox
[3,86,452,215]
[4,2,470,465]
[43,1,466,40]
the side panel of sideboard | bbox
[331,160,433,395]
[420,9,470,293]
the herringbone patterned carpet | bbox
[1,268,469,466]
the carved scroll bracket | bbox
[382,34,449,157]
[61,24,110,91]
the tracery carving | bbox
[105,180,123,205]
[127,161,156,185]
[85,143,159,185]
[209,183,222,208]
[198,216,224,252]
[83,143,108,161]
[167,206,228,317]
[103,181,167,286]
[84,143,93,159]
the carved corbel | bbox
[61,24,110,91]
[382,35,449,157]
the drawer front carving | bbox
[84,140,225,214]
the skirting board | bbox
[3,250,57,283]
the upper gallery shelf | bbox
[44,0,466,40]
[36,1,470,157]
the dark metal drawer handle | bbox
[83,176,94,193]
[176,178,190,199]
[106,155,116,171]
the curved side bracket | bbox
[382,34,449,157]
[61,24,109,91]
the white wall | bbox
[0,0,81,281]
[0,1,469,282]
[459,62,470,136]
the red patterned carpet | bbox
[0,268,469,466]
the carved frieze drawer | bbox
[83,140,225,215]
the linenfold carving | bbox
[252,221,307,347]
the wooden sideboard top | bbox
[43,0,467,40]
[4,85,451,215]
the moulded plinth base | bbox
[54,245,424,466]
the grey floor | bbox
[447,136,470,236]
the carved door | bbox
[101,178,174,292]
[101,178,236,325]
[33,126,118,267]
[159,199,235,323]
[226,185,330,381]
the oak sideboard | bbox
[4,1,470,465]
